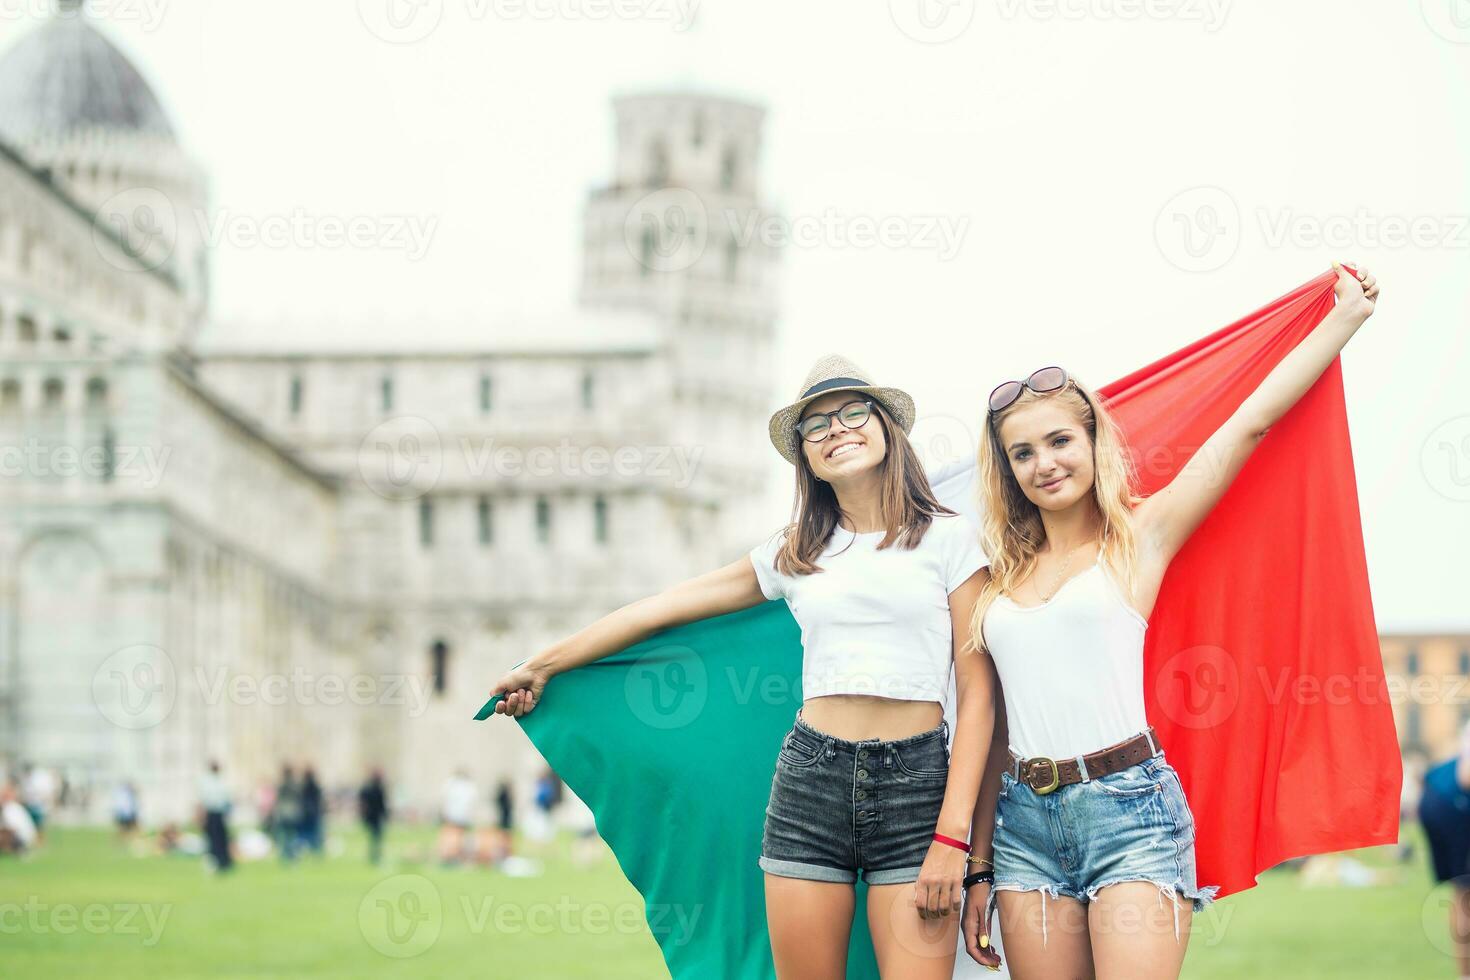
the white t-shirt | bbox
[747,513,987,703]
[442,775,476,825]
[2,799,37,849]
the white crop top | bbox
[981,557,1150,760]
[747,513,987,703]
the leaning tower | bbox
[579,91,783,555]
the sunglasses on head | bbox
[987,366,1071,415]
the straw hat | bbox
[766,353,916,465]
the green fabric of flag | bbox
[476,600,888,978]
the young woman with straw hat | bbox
[489,352,999,977]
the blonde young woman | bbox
[490,354,999,978]
[957,261,1379,979]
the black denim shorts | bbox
[758,709,951,885]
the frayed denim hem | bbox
[982,877,1221,947]
[1083,877,1222,942]
[981,880,1086,949]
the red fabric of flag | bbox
[1096,268,1400,896]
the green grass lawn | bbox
[0,823,1458,978]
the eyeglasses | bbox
[796,399,874,443]
[987,366,1070,415]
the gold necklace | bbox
[1036,543,1090,602]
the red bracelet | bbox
[933,832,969,853]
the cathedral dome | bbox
[0,4,177,144]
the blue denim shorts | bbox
[983,747,1220,944]
[759,711,951,885]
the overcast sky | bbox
[3,0,1465,630]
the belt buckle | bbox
[1023,757,1061,795]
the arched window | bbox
[640,224,655,277]
[594,495,608,544]
[720,144,738,190]
[100,428,115,482]
[1,378,21,413]
[535,495,552,546]
[430,640,449,696]
[648,140,669,187]
[419,497,434,547]
[477,495,493,545]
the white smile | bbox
[828,443,863,460]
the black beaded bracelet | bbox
[963,870,995,889]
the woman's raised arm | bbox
[1134,261,1379,566]
[489,552,773,717]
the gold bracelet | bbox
[966,854,993,867]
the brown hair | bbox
[769,397,956,576]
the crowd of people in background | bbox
[199,760,234,872]
[433,765,600,871]
[435,768,532,867]
[1,776,39,854]
[0,763,59,855]
[359,767,390,865]
[0,758,599,877]
[260,764,325,864]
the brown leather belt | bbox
[1007,728,1163,795]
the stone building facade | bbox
[0,7,780,823]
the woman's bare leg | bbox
[764,872,856,979]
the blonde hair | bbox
[772,397,957,575]
[966,376,1142,655]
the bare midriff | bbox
[799,693,943,741]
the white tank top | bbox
[981,557,1150,760]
